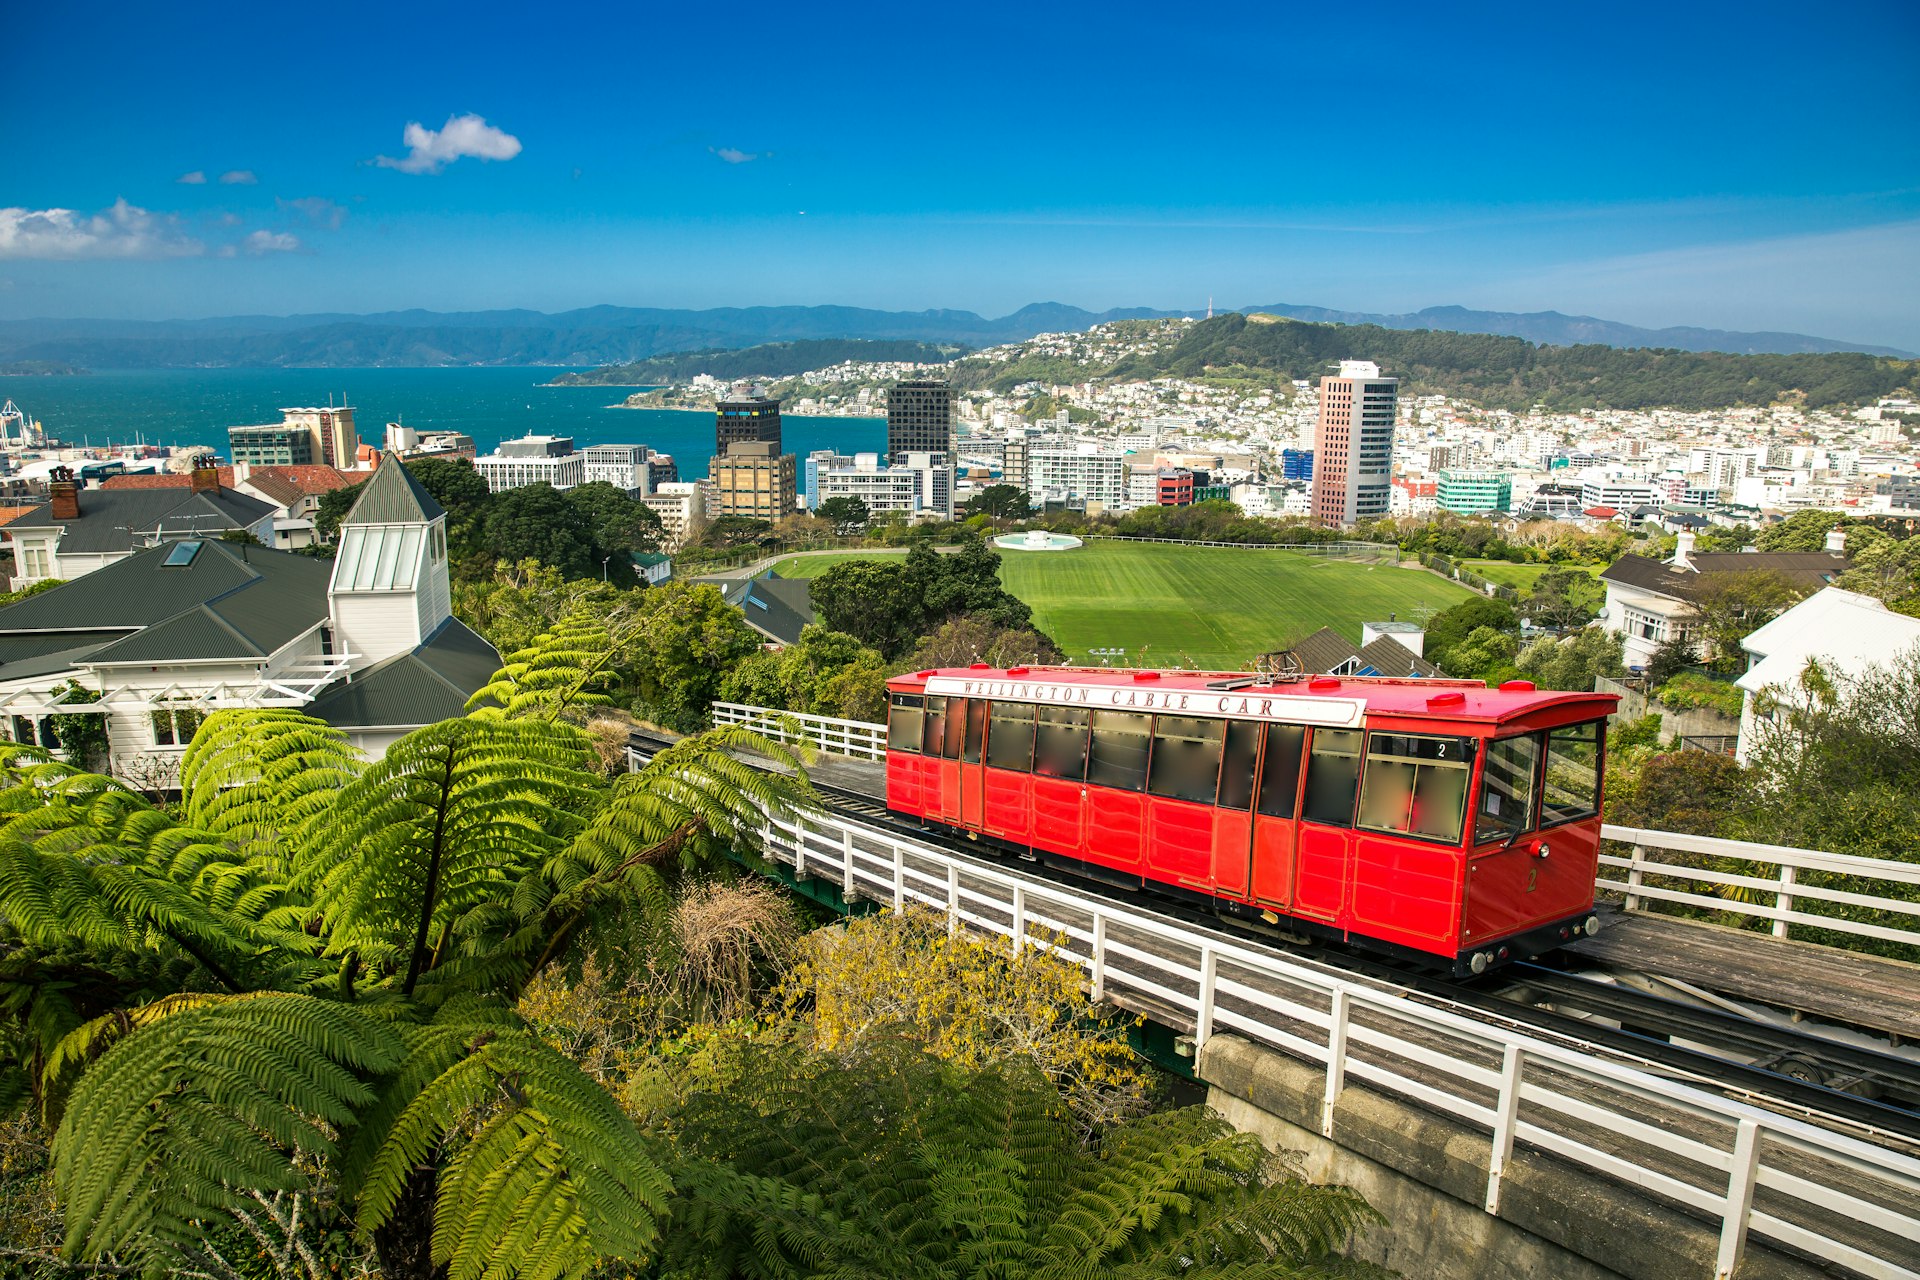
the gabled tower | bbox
[328,454,452,666]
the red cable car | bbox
[883,666,1618,975]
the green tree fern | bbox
[0,701,812,1280]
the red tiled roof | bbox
[1583,506,1618,518]
[0,504,43,529]
[101,470,221,490]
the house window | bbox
[20,546,49,577]
[9,716,37,746]
[151,705,206,747]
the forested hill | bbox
[1103,314,1920,411]
[547,339,967,385]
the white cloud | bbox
[277,196,347,230]
[0,200,204,260]
[242,230,300,255]
[711,147,762,164]
[375,113,521,174]
[220,170,258,185]
[176,170,207,185]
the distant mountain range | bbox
[0,301,1908,369]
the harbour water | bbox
[0,367,884,479]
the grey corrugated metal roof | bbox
[339,456,445,526]
[1288,627,1359,677]
[0,540,331,667]
[6,487,274,553]
[692,571,814,646]
[1600,551,1849,602]
[1352,637,1441,679]
[305,618,499,729]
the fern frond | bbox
[50,994,404,1266]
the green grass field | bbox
[769,550,907,578]
[1458,560,1606,611]
[769,543,1475,668]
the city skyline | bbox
[4,0,1917,349]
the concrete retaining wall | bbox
[1596,676,1741,740]
[1199,1034,1826,1280]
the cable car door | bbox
[959,698,987,829]
[1248,723,1307,912]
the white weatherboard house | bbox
[0,455,499,781]
[1734,587,1920,763]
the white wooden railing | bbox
[714,703,1920,951]
[752,802,1920,1280]
[712,702,887,760]
[1602,826,1920,948]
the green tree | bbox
[898,614,1067,670]
[1424,597,1518,671]
[1688,569,1809,670]
[454,558,636,659]
[625,581,765,731]
[630,1034,1380,1280]
[1754,510,1851,553]
[1523,567,1598,631]
[816,494,871,535]
[565,480,663,569]
[1835,533,1920,616]
[812,558,921,654]
[961,483,1032,525]
[482,484,601,580]
[1644,635,1697,685]
[0,706,813,1280]
[1513,627,1624,691]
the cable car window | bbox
[1256,723,1307,819]
[888,694,924,753]
[986,703,1035,771]
[944,698,970,761]
[1358,734,1474,843]
[1301,729,1362,827]
[1033,706,1090,780]
[1218,720,1263,811]
[1147,715,1223,804]
[962,699,987,764]
[1087,711,1152,792]
[1541,721,1603,826]
[923,696,948,759]
[1476,734,1540,842]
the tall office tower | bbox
[886,379,956,462]
[1309,361,1398,528]
[709,441,798,520]
[715,396,782,454]
[278,406,359,468]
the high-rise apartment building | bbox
[1001,437,1029,494]
[473,434,587,492]
[709,441,797,521]
[228,406,358,469]
[1028,442,1126,511]
[715,397,782,454]
[1436,470,1513,515]
[228,424,316,466]
[1309,361,1397,528]
[583,443,653,494]
[814,451,954,521]
[886,380,955,462]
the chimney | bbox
[1671,529,1695,571]
[189,454,220,494]
[1826,525,1847,555]
[48,465,79,520]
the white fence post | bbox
[1011,885,1026,954]
[892,843,905,913]
[1716,1120,1762,1280]
[1322,989,1350,1138]
[792,814,807,880]
[1090,913,1107,1002]
[1625,844,1646,913]
[1485,1044,1524,1214]
[841,829,856,899]
[946,864,960,934]
[1774,863,1796,940]
[1194,946,1219,1050]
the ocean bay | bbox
[0,366,884,478]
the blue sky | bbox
[4,0,1917,348]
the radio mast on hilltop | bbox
[1206,296,1213,319]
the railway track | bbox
[629,730,1920,1147]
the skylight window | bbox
[162,541,203,567]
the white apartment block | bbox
[582,443,653,494]
[1028,441,1126,509]
[816,452,954,520]
[472,451,586,493]
[642,482,708,550]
